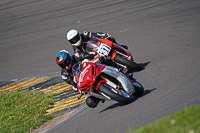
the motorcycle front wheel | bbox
[99,83,133,104]
[114,54,143,71]
[132,80,144,97]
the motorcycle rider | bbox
[55,49,103,108]
[55,50,77,88]
[66,29,128,63]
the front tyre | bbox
[132,80,144,97]
[114,54,143,71]
[98,83,133,104]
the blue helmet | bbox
[55,50,72,70]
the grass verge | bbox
[127,104,200,133]
[0,91,56,133]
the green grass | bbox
[0,91,56,133]
[127,104,200,133]
[1,91,199,133]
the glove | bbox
[105,33,111,38]
[83,31,92,39]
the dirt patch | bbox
[30,110,76,133]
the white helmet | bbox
[66,29,82,46]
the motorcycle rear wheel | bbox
[99,83,133,104]
[114,54,142,71]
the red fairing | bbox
[76,62,105,92]
[112,43,134,61]
[99,38,113,48]
[95,63,105,75]
[99,38,134,61]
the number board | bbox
[97,43,111,57]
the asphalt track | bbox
[0,0,200,133]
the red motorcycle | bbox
[85,37,142,71]
[72,61,144,106]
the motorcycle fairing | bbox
[75,62,106,91]
[100,66,135,95]
[75,62,95,91]
[112,43,134,61]
[90,65,135,96]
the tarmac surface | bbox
[0,0,200,133]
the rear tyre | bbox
[114,54,143,71]
[99,83,133,104]
[132,80,144,97]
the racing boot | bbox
[86,96,100,108]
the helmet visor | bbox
[68,33,80,44]
[58,59,70,69]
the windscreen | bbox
[72,63,83,77]
[85,37,101,52]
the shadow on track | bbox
[127,61,150,73]
[99,88,156,113]
[142,88,156,96]
[139,61,150,69]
